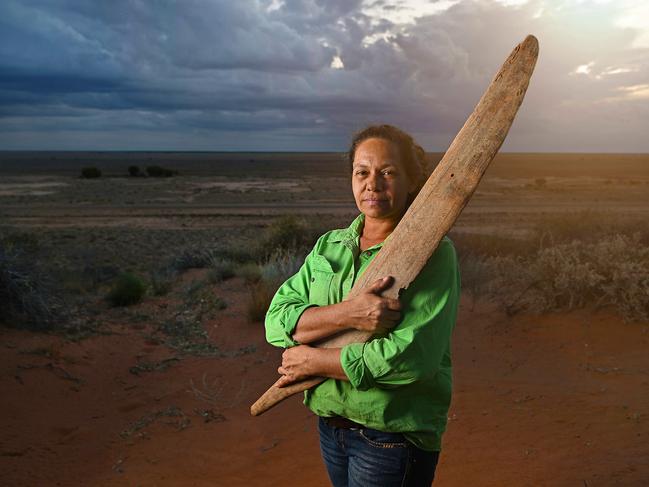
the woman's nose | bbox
[367,172,383,191]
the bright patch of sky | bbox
[619,84,649,99]
[330,55,345,69]
[361,0,461,26]
[615,2,649,48]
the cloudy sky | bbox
[0,0,647,151]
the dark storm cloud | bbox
[0,0,647,150]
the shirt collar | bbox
[325,213,388,252]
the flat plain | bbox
[1,151,648,486]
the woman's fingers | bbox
[385,298,402,310]
[383,309,401,322]
[276,375,291,388]
[367,276,393,295]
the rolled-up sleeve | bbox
[340,239,461,391]
[264,243,321,348]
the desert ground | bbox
[1,151,648,486]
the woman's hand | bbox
[277,345,316,388]
[343,276,402,335]
[277,345,348,387]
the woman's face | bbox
[351,137,415,222]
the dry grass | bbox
[457,211,649,322]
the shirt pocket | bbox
[309,254,335,306]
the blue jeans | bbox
[318,417,440,487]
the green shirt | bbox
[265,213,461,451]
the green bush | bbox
[128,165,141,177]
[80,167,101,178]
[256,215,317,260]
[107,272,147,306]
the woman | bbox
[265,124,461,487]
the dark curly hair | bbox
[347,124,428,206]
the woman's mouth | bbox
[363,198,388,206]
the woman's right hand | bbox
[343,276,402,335]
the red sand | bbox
[1,278,648,486]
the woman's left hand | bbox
[277,344,315,388]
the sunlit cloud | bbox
[618,84,649,99]
[330,55,345,69]
[601,66,636,76]
[361,0,461,26]
[573,62,595,75]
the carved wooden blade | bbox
[251,35,539,416]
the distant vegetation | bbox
[146,165,179,177]
[128,165,143,177]
[80,167,101,178]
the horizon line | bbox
[1,150,649,155]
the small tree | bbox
[80,167,101,178]
[128,165,141,177]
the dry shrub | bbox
[170,248,215,272]
[170,247,254,274]
[247,281,278,323]
[149,269,174,296]
[237,262,262,283]
[457,254,489,311]
[533,210,649,246]
[207,258,235,283]
[485,233,649,322]
[0,246,67,330]
[452,232,535,258]
[247,250,304,322]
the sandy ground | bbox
[1,152,648,486]
[1,276,648,486]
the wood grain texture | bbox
[251,35,539,416]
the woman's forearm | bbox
[292,301,351,344]
[311,348,348,381]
